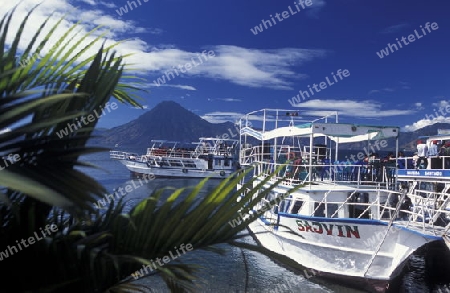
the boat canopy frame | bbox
[239,108,400,186]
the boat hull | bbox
[118,159,232,179]
[247,213,441,292]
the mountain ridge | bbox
[90,101,238,147]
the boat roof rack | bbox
[197,137,239,141]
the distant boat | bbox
[237,109,450,293]
[110,137,240,179]
[115,143,119,147]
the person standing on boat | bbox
[397,151,406,169]
[416,140,428,169]
[427,140,439,169]
[292,154,303,179]
[399,195,412,220]
[412,152,419,168]
[439,141,450,169]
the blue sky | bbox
[5,0,450,131]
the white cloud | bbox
[292,99,416,118]
[402,99,450,131]
[368,87,394,94]
[3,1,326,90]
[80,0,96,5]
[171,85,196,91]
[146,28,164,35]
[1,1,149,56]
[403,116,450,132]
[414,102,424,110]
[309,0,326,9]
[147,84,196,90]
[432,100,450,108]
[219,98,242,102]
[132,105,149,109]
[99,1,117,8]
[306,0,327,18]
[380,23,409,34]
[206,46,325,89]
[368,82,411,95]
[201,112,245,124]
[145,46,325,90]
[201,111,279,124]
[399,81,411,90]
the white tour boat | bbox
[110,137,240,179]
[237,109,450,293]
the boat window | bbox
[348,192,370,218]
[291,200,303,214]
[159,160,169,166]
[281,196,292,213]
[264,191,276,201]
[224,159,230,166]
[279,199,286,213]
[182,160,197,168]
[314,202,325,217]
[279,199,290,213]
[168,160,183,167]
[327,204,338,218]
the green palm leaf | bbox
[0,5,306,293]
[102,165,303,292]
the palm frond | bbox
[99,165,302,292]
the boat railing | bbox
[254,183,450,238]
[396,155,450,169]
[147,148,194,158]
[302,189,450,233]
[240,146,258,165]
[252,160,394,188]
[145,145,237,159]
[110,151,139,160]
[190,142,237,158]
[259,198,279,224]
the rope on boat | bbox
[444,222,450,235]
[363,188,407,277]
[310,189,332,217]
[431,184,450,226]
[330,190,358,218]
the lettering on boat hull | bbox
[296,220,361,239]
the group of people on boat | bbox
[379,139,450,170]
[408,139,450,169]
[276,143,450,183]
[276,150,395,182]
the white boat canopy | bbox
[424,134,450,143]
[240,122,399,143]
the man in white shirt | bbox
[416,140,428,169]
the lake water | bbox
[79,148,450,293]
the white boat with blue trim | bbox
[110,137,240,179]
[237,109,450,292]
